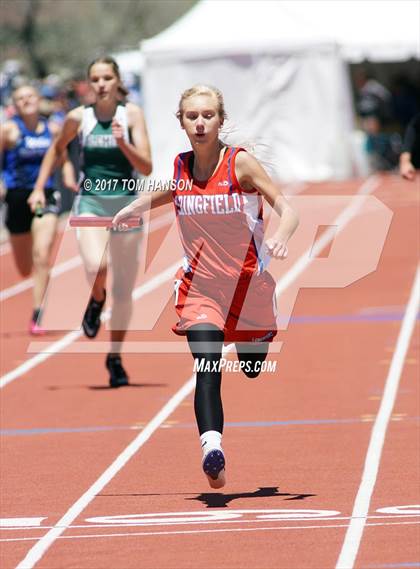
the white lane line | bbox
[0,211,174,302]
[14,344,234,569]
[5,520,420,544]
[0,241,11,255]
[335,265,420,569]
[0,260,181,389]
[0,330,82,390]
[2,512,419,531]
[0,216,69,257]
[27,340,283,354]
[0,518,46,528]
[276,175,379,296]
[0,257,82,302]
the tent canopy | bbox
[142,0,419,62]
[289,0,420,62]
[142,1,334,57]
[112,50,144,75]
[139,1,419,181]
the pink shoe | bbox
[29,320,46,336]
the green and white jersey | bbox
[80,103,134,195]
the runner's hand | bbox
[400,160,415,181]
[112,205,134,231]
[62,171,79,193]
[0,180,6,202]
[112,119,125,143]
[265,237,288,259]
[27,189,46,212]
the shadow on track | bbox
[45,383,167,390]
[99,488,316,509]
[186,487,316,508]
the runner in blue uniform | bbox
[1,85,75,334]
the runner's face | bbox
[13,87,40,117]
[181,94,222,146]
[89,63,119,102]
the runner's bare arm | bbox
[399,152,415,181]
[29,108,82,209]
[48,120,78,192]
[112,103,152,176]
[0,121,17,153]
[235,151,299,258]
[0,122,15,199]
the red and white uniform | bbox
[172,147,277,343]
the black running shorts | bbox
[5,188,61,234]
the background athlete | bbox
[32,56,152,387]
[1,84,74,334]
[399,112,420,181]
[112,84,298,488]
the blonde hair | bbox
[176,84,227,124]
[177,85,275,175]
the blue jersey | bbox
[2,116,53,190]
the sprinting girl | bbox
[32,56,152,387]
[1,85,73,334]
[112,85,298,487]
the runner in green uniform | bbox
[32,56,152,387]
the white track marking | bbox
[0,518,46,528]
[0,211,174,302]
[0,331,82,389]
[2,511,419,531]
[5,521,420,544]
[0,260,181,389]
[276,175,379,296]
[0,257,82,302]
[14,344,234,569]
[27,340,283,354]
[0,217,69,257]
[0,241,11,255]
[335,265,420,569]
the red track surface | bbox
[0,174,419,569]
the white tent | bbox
[140,0,418,181]
[287,0,420,63]
[143,1,419,62]
[112,50,144,76]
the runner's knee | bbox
[32,246,49,269]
